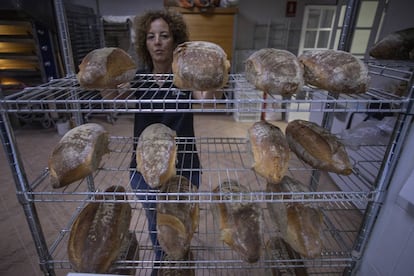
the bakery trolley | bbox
[1,61,414,275]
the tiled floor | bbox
[0,113,285,276]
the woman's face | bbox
[146,18,175,68]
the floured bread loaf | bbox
[247,120,290,184]
[108,231,139,275]
[285,119,352,175]
[245,48,304,96]
[213,180,263,263]
[265,236,308,276]
[49,123,109,188]
[266,177,323,258]
[136,123,177,188]
[157,175,199,260]
[77,47,137,89]
[68,186,132,273]
[370,28,414,60]
[172,41,230,91]
[298,49,369,94]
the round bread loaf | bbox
[285,119,352,175]
[48,123,109,188]
[369,28,414,60]
[245,48,304,96]
[247,120,290,184]
[77,47,137,89]
[298,49,369,94]
[172,41,230,91]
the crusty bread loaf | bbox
[77,47,137,89]
[172,41,230,91]
[370,28,414,60]
[157,175,199,260]
[213,180,263,263]
[266,177,323,258]
[245,48,304,96]
[298,49,369,94]
[285,119,352,175]
[48,123,109,188]
[108,231,139,275]
[158,250,195,276]
[68,186,132,273]
[136,123,177,188]
[247,120,290,184]
[265,236,308,276]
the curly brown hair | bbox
[133,9,189,70]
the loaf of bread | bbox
[247,120,290,184]
[213,180,263,263]
[136,123,177,188]
[298,49,369,94]
[172,41,230,91]
[370,28,414,60]
[266,177,323,258]
[77,47,137,89]
[158,250,195,276]
[108,231,139,275]
[68,186,132,273]
[245,48,304,96]
[285,119,352,175]
[157,175,199,260]
[265,236,308,276]
[49,123,109,188]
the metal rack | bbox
[1,62,413,275]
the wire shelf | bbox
[40,198,362,275]
[1,70,412,114]
[27,136,380,204]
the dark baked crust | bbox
[285,119,352,175]
[213,180,263,263]
[172,41,230,91]
[298,49,369,94]
[245,48,304,96]
[68,186,132,273]
[266,177,323,258]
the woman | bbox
[129,9,220,270]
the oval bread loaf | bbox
[136,123,177,188]
[298,49,369,94]
[285,119,352,175]
[68,185,132,273]
[245,48,304,96]
[48,123,109,188]
[247,120,290,184]
[212,180,263,263]
[157,175,199,260]
[286,120,352,175]
[266,176,323,258]
[172,41,230,91]
[77,47,137,89]
[369,28,414,60]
